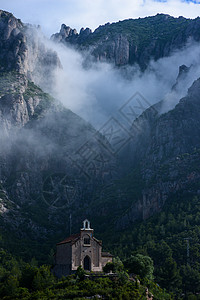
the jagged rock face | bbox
[0,11,116,240]
[52,14,200,69]
[52,24,78,42]
[0,66,115,236]
[172,64,191,91]
[25,27,61,91]
[116,77,200,228]
[0,100,116,238]
[0,10,27,73]
[52,24,90,44]
[0,11,63,132]
[146,78,200,162]
[0,10,61,89]
[124,76,200,171]
[0,72,38,131]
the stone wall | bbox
[71,233,102,272]
[55,243,71,265]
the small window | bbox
[84,237,90,245]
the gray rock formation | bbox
[0,10,26,73]
[52,14,200,69]
[0,10,61,92]
[116,76,200,228]
[172,64,191,91]
[0,11,116,243]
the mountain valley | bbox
[0,9,200,297]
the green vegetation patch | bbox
[0,249,171,299]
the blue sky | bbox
[1,0,200,36]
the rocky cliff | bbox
[52,14,200,69]
[115,75,200,228]
[0,11,116,250]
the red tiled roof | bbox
[57,233,80,245]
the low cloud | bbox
[31,35,200,128]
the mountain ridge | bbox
[52,13,200,69]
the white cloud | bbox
[33,35,200,128]
[1,1,200,128]
[1,0,200,37]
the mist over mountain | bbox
[0,9,200,297]
[0,10,116,241]
[46,14,200,127]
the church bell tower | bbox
[81,219,94,238]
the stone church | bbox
[53,219,113,277]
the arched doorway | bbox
[83,255,91,271]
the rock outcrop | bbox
[0,10,61,90]
[0,10,26,73]
[0,11,115,242]
[116,77,200,228]
[52,14,200,69]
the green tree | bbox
[103,262,115,273]
[75,266,86,281]
[181,265,200,295]
[124,254,154,280]
[20,264,37,290]
[157,256,181,293]
[1,275,19,298]
[117,270,129,285]
[112,257,124,272]
[32,265,55,291]
[103,257,124,273]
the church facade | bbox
[53,219,113,277]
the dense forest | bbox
[104,192,200,298]
[0,249,171,299]
[1,192,200,298]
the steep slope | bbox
[0,11,116,261]
[0,10,61,90]
[115,76,200,228]
[52,14,200,69]
[0,10,25,73]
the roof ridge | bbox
[57,232,80,245]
